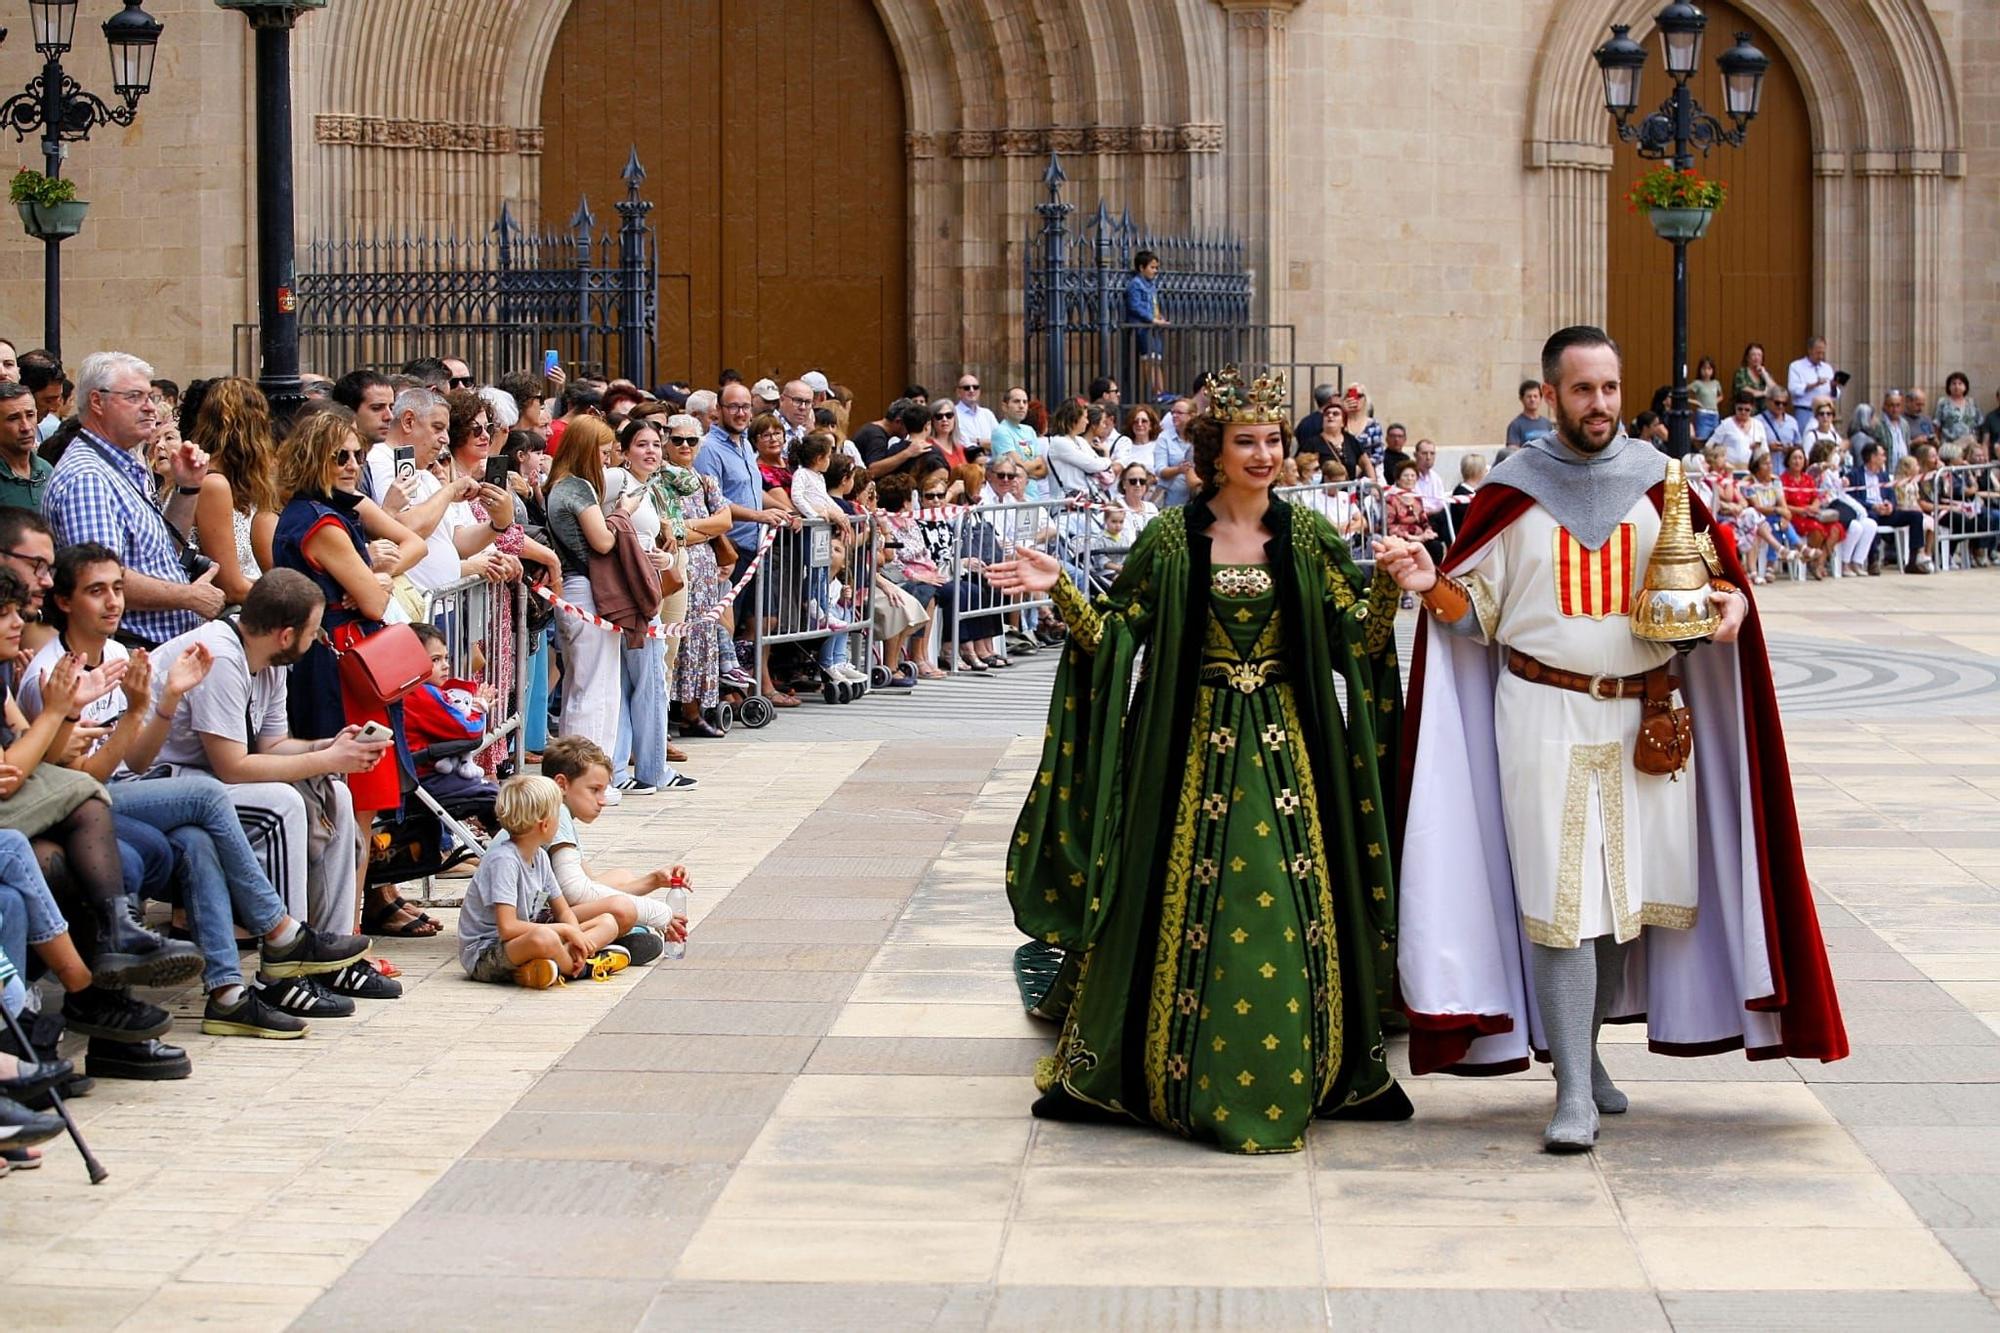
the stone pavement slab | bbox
[11,570,2000,1329]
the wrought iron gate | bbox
[1020,153,1335,410]
[243,150,659,385]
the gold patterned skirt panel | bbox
[1144,678,1340,1154]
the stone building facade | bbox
[0,0,1984,444]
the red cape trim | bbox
[1399,481,1849,1072]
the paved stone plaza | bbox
[2,572,1999,1330]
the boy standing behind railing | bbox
[1125,249,1169,403]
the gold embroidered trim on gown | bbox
[1524,740,1698,947]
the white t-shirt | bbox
[1710,415,1769,469]
[365,443,398,501]
[1112,436,1158,472]
[404,470,467,590]
[605,469,664,545]
[19,636,131,761]
[149,620,290,771]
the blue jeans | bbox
[110,775,288,992]
[0,829,65,987]
[524,627,551,754]
[614,632,672,788]
[114,815,174,904]
[805,569,848,673]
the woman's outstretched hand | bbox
[985,546,1061,596]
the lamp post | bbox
[1594,3,1769,458]
[0,0,165,361]
[215,0,324,423]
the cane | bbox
[0,1004,106,1184]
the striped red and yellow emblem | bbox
[1553,522,1637,620]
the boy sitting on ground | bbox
[457,775,660,988]
[541,736,691,945]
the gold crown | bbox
[1203,365,1288,424]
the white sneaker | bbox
[602,785,623,807]
[835,664,869,685]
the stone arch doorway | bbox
[1604,0,1812,415]
[539,0,910,410]
[1525,0,1962,407]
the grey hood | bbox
[1486,428,1667,550]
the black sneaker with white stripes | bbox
[615,779,657,796]
[660,773,698,790]
[323,960,403,1000]
[258,975,356,1020]
[201,987,308,1040]
[259,926,371,979]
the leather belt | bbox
[1505,648,1664,702]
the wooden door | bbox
[541,0,909,415]
[1606,0,1811,411]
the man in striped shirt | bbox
[41,352,223,648]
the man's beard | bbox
[271,641,311,668]
[1554,397,1619,456]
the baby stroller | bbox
[366,738,496,904]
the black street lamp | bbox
[1594,3,1769,458]
[215,0,324,423]
[0,0,165,361]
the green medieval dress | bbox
[1008,496,1405,1154]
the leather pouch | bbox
[1634,668,1692,779]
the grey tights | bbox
[1529,936,1631,1152]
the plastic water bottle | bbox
[665,871,689,959]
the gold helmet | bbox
[1202,365,1288,424]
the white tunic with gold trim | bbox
[1453,497,1698,947]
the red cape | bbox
[1396,481,1848,1073]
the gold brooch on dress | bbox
[1212,566,1274,598]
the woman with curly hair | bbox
[189,377,280,605]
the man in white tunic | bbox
[1379,327,1846,1153]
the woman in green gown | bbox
[986,369,1411,1155]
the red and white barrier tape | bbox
[531,528,793,641]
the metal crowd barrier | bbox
[398,575,530,906]
[941,497,1099,673]
[748,515,880,696]
[1276,478,1386,568]
[419,575,531,768]
[1923,463,2000,571]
